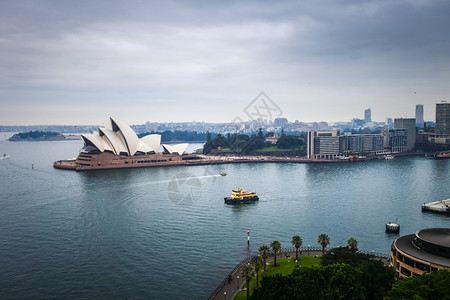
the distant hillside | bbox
[9,131,66,141]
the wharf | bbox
[422,199,450,214]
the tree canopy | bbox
[276,134,303,149]
[251,264,365,300]
[317,233,330,255]
[320,246,372,267]
[250,245,395,300]
[387,269,450,300]
[202,132,304,154]
[9,131,63,141]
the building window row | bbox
[136,159,167,163]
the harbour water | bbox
[0,136,449,299]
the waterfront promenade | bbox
[209,248,389,300]
[55,152,424,171]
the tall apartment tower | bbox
[435,101,450,137]
[415,104,424,128]
[394,118,416,151]
[364,108,371,124]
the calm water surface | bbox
[0,136,449,299]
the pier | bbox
[422,199,450,214]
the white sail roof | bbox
[80,118,188,156]
[140,134,161,153]
[99,127,127,155]
[110,117,139,155]
[162,143,188,155]
[81,133,104,152]
[136,140,154,153]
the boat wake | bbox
[133,174,223,188]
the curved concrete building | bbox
[54,118,195,171]
[390,228,450,278]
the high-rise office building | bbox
[428,101,450,144]
[383,129,408,153]
[415,104,424,128]
[364,108,371,124]
[307,131,345,159]
[346,134,384,153]
[385,118,393,127]
[394,118,416,151]
[435,102,450,137]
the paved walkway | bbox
[210,249,389,300]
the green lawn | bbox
[218,146,304,153]
[234,256,321,299]
[255,146,303,152]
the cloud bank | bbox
[0,0,449,125]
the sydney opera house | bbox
[54,117,198,171]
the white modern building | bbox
[54,118,191,171]
[81,117,188,156]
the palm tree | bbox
[347,237,358,251]
[291,235,303,261]
[317,233,330,256]
[241,264,255,300]
[259,245,270,275]
[270,240,282,267]
[251,255,263,288]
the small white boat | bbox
[384,155,394,160]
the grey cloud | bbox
[0,0,449,124]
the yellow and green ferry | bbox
[224,188,259,204]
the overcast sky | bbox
[1,0,449,125]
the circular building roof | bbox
[416,228,450,248]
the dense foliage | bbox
[320,246,373,267]
[202,131,304,154]
[9,131,63,141]
[251,264,365,300]
[276,134,303,149]
[250,246,395,300]
[387,269,450,300]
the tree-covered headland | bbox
[9,131,65,141]
[203,129,305,155]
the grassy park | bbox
[234,255,321,300]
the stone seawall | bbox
[54,153,425,171]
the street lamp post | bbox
[308,245,310,255]
[224,291,226,300]
[236,275,239,291]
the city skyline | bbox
[1,0,449,125]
